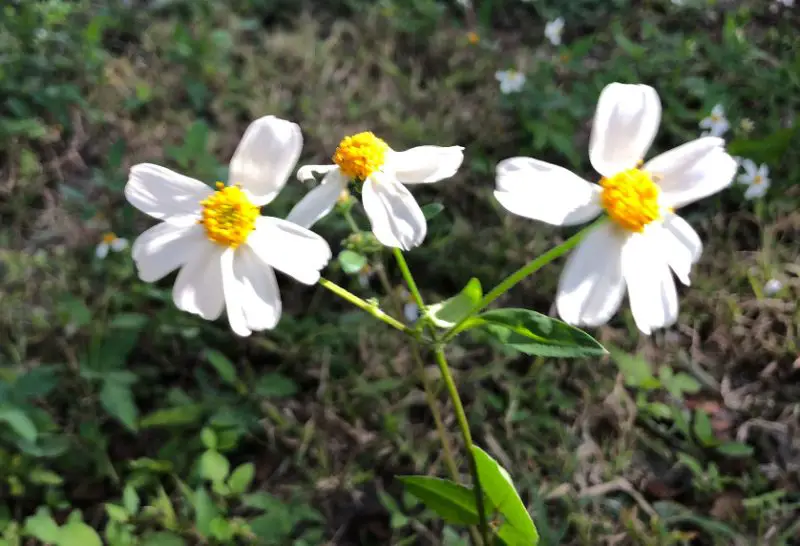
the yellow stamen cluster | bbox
[600,168,660,233]
[332,132,389,181]
[198,182,259,248]
[102,232,117,244]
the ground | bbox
[1,0,799,545]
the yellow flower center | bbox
[600,168,661,233]
[198,182,259,248]
[467,31,480,44]
[102,232,117,244]
[754,175,763,185]
[332,132,389,181]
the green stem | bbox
[433,346,490,544]
[318,278,415,336]
[342,207,361,234]
[441,219,604,343]
[392,248,426,312]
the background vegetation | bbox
[1,0,798,544]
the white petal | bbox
[228,116,303,206]
[656,215,702,286]
[736,173,755,185]
[95,243,109,259]
[739,159,757,177]
[296,164,338,182]
[589,83,661,177]
[494,157,602,226]
[388,146,464,184]
[220,248,250,337]
[744,183,768,200]
[556,223,627,327]
[285,170,347,228]
[231,246,282,333]
[111,238,129,252]
[125,164,211,224]
[758,164,770,178]
[361,175,427,250]
[621,232,678,335]
[247,216,332,284]
[645,137,737,208]
[172,242,225,321]
[132,223,208,282]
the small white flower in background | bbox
[455,0,472,8]
[737,159,770,199]
[764,278,783,296]
[125,116,332,337]
[287,132,463,250]
[544,17,565,46]
[494,83,737,334]
[96,232,129,259]
[699,103,730,137]
[739,118,755,133]
[495,69,526,94]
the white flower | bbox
[125,116,332,337]
[764,278,783,296]
[96,232,129,259]
[736,159,770,199]
[699,103,730,137]
[777,0,794,7]
[455,0,471,8]
[287,132,463,250]
[544,17,564,46]
[494,83,737,334]
[495,70,526,94]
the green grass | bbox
[1,0,799,544]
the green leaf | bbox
[497,522,534,546]
[427,278,482,328]
[664,372,702,398]
[471,446,539,545]
[254,373,298,399]
[200,427,217,450]
[13,366,60,399]
[100,380,139,431]
[0,406,37,442]
[204,349,238,386]
[24,507,60,543]
[610,349,660,390]
[105,503,129,523]
[57,521,103,546]
[227,462,255,495]
[29,468,64,486]
[421,202,444,220]
[199,450,230,484]
[727,125,797,165]
[338,250,368,274]
[693,411,717,447]
[398,476,483,525]
[141,532,186,546]
[463,308,606,358]
[717,442,754,458]
[193,487,219,538]
[123,485,140,515]
[139,404,204,428]
[109,313,149,330]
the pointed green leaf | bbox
[193,487,219,538]
[398,476,484,525]
[139,404,204,428]
[199,450,230,484]
[58,521,103,546]
[141,531,186,546]
[227,462,255,495]
[100,380,139,431]
[464,308,605,358]
[609,349,660,390]
[24,507,60,543]
[0,406,37,442]
[421,202,444,220]
[204,349,238,386]
[427,278,482,328]
[470,446,538,545]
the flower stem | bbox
[441,219,604,343]
[392,248,426,312]
[433,346,490,544]
[318,277,415,336]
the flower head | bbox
[544,17,564,46]
[96,232,129,259]
[495,69,526,94]
[764,278,783,296]
[699,103,730,137]
[736,158,770,199]
[467,31,480,45]
[494,83,737,334]
[287,134,464,250]
[124,116,332,337]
